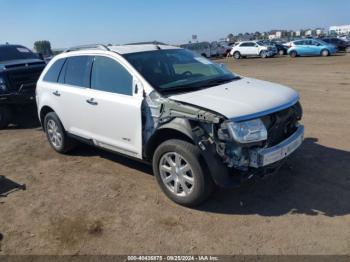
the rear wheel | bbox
[233,51,241,59]
[290,50,297,58]
[0,106,10,129]
[321,49,330,57]
[44,112,76,153]
[153,139,213,206]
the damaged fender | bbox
[142,91,240,187]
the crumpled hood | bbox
[168,77,299,121]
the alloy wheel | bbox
[47,119,63,149]
[159,152,195,197]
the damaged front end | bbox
[142,91,303,188]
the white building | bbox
[329,25,350,35]
[304,29,313,36]
[315,28,325,36]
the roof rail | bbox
[64,44,111,53]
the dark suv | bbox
[0,44,46,128]
[322,38,350,53]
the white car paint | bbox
[230,41,276,57]
[37,48,147,158]
[169,77,299,121]
[37,44,299,160]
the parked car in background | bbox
[180,42,212,58]
[36,44,303,206]
[287,39,337,58]
[274,42,289,55]
[218,41,232,56]
[230,41,277,59]
[0,44,46,128]
[322,38,350,53]
[260,40,289,56]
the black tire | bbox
[44,112,76,153]
[321,49,330,57]
[0,106,10,129]
[152,139,213,207]
[290,50,297,58]
[260,50,267,58]
[233,51,241,59]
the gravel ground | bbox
[0,54,349,255]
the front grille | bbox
[6,66,45,93]
[261,102,302,147]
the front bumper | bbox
[249,125,304,168]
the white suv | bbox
[37,44,304,206]
[230,41,277,59]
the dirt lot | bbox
[1,54,350,255]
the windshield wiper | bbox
[160,76,240,94]
[200,76,241,87]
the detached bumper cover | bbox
[249,125,304,168]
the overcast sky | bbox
[2,0,350,49]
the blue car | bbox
[287,39,337,57]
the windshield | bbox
[0,45,38,62]
[123,49,237,94]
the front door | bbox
[85,55,143,158]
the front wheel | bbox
[260,50,267,58]
[233,51,241,59]
[153,139,213,207]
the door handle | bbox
[52,90,61,97]
[86,98,98,105]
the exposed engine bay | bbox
[142,91,303,183]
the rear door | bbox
[55,55,94,138]
[85,55,143,158]
[294,40,308,55]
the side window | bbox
[240,43,248,47]
[91,56,133,96]
[64,56,93,88]
[43,58,66,83]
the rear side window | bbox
[64,56,93,88]
[43,58,66,83]
[91,56,133,96]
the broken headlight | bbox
[219,119,267,144]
